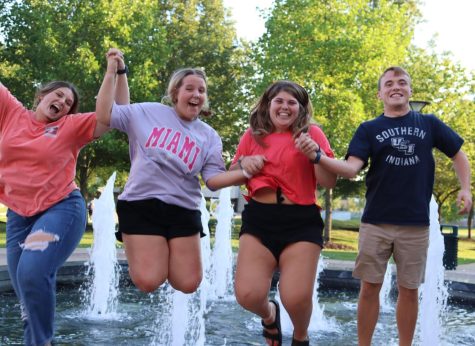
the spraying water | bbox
[379,263,394,312]
[277,256,338,336]
[82,172,120,318]
[208,187,235,300]
[417,196,448,345]
[152,195,213,346]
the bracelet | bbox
[242,169,252,179]
[312,148,322,164]
[117,65,128,75]
[237,157,244,170]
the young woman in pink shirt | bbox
[1,49,128,346]
[231,80,337,346]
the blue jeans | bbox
[6,190,87,346]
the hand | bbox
[295,132,320,160]
[239,155,266,176]
[105,48,125,73]
[456,189,473,214]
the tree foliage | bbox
[252,0,420,239]
[0,0,251,198]
[406,45,475,228]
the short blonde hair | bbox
[162,68,211,116]
[378,66,411,90]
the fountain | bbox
[277,256,339,336]
[418,196,449,345]
[152,188,234,345]
[379,263,394,312]
[81,172,121,318]
[207,187,235,300]
[1,190,474,345]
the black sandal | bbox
[291,334,310,346]
[261,299,282,346]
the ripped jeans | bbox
[6,190,87,346]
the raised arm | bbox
[94,48,129,138]
[451,149,472,214]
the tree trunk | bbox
[468,203,473,239]
[324,188,333,243]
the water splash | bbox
[418,196,448,345]
[277,256,338,336]
[379,263,394,312]
[151,195,212,346]
[208,187,235,300]
[81,172,120,318]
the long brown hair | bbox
[250,80,312,144]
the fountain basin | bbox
[1,269,474,346]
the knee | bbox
[235,284,267,310]
[22,230,59,252]
[170,274,202,294]
[281,292,311,313]
[397,286,418,303]
[129,271,167,293]
[359,282,382,300]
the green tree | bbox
[0,0,251,198]
[405,45,475,235]
[253,0,420,240]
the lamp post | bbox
[409,100,430,112]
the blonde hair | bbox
[162,68,211,116]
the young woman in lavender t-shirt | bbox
[95,56,252,294]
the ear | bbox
[377,90,382,100]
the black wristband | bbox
[117,65,128,75]
[312,149,322,164]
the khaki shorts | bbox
[353,223,429,289]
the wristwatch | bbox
[313,148,322,164]
[117,65,128,75]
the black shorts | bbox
[115,198,204,242]
[240,199,324,261]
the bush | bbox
[331,219,360,231]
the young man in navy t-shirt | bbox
[316,66,472,346]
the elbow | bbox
[206,177,220,192]
[321,177,337,189]
[340,168,359,180]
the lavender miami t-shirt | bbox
[111,102,225,210]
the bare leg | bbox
[279,242,320,342]
[168,233,203,293]
[234,234,278,345]
[396,285,418,346]
[357,281,382,346]
[122,234,169,293]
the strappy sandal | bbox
[261,299,282,346]
[291,337,310,346]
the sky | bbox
[223,0,475,72]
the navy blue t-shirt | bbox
[347,111,463,226]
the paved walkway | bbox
[1,247,474,285]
